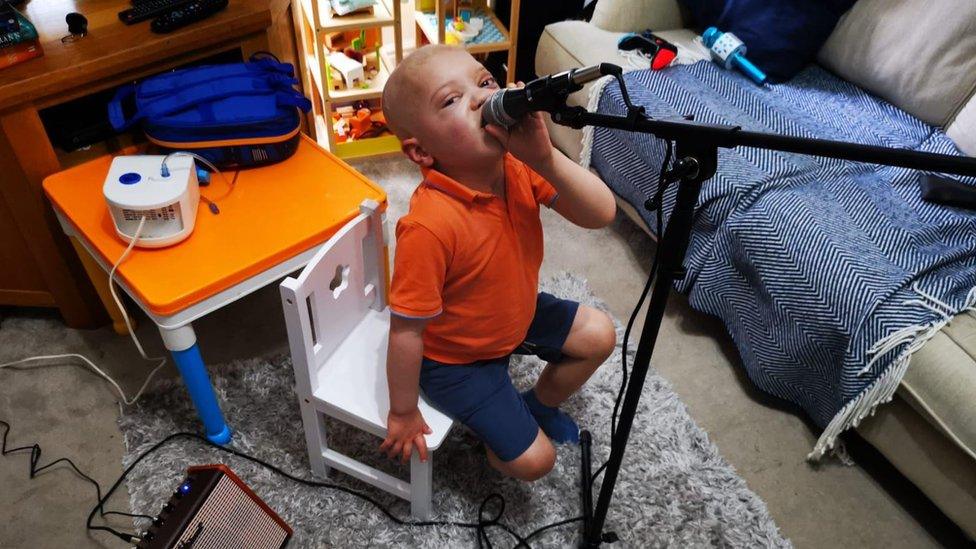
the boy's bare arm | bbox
[532,146,616,229]
[380,314,432,463]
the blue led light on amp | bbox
[179,481,192,495]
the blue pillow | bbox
[679,0,856,82]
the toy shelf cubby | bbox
[295,0,404,158]
[413,0,520,85]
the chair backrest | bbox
[280,200,388,396]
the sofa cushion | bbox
[857,394,976,540]
[817,0,976,128]
[947,95,976,157]
[901,310,976,462]
[590,0,684,33]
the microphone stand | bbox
[547,67,976,548]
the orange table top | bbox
[43,135,386,316]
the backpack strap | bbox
[138,64,297,98]
[110,76,295,130]
[248,51,295,75]
[107,84,138,131]
[277,90,313,113]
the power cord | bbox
[0,217,166,406]
[1,420,151,544]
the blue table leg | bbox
[159,324,232,444]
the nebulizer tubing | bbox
[160,151,237,214]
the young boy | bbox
[378,45,617,481]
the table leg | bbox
[158,324,232,444]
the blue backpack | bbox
[108,54,312,169]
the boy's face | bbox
[403,49,503,169]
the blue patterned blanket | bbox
[583,61,976,457]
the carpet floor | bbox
[118,272,789,548]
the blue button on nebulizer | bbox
[119,172,141,185]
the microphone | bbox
[482,64,619,128]
[701,27,766,85]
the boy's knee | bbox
[505,438,556,481]
[585,310,616,361]
[515,449,556,482]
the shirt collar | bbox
[421,165,497,204]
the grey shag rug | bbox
[118,273,790,548]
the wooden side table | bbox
[43,135,386,443]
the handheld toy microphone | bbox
[701,27,766,85]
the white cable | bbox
[0,217,167,406]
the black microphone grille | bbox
[482,89,519,129]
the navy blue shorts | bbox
[419,292,580,461]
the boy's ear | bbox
[401,137,434,168]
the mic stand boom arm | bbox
[549,69,976,548]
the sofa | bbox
[536,0,976,538]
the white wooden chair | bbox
[279,200,454,519]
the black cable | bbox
[5,416,559,548]
[522,516,585,545]
[1,420,142,542]
[84,430,577,549]
[613,139,672,436]
[591,139,673,488]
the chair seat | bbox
[311,308,454,450]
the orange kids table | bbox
[43,135,386,443]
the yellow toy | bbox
[447,14,483,42]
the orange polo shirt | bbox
[389,154,558,364]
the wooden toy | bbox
[327,51,365,88]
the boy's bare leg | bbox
[532,306,616,407]
[486,429,556,481]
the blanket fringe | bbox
[808,283,976,461]
[578,75,614,170]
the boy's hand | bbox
[484,82,554,170]
[380,407,433,463]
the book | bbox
[0,28,36,48]
[0,5,38,48]
[0,38,42,69]
[0,6,41,69]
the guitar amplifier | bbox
[138,464,292,549]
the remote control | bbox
[150,0,228,33]
[118,0,195,25]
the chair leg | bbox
[410,451,433,519]
[299,400,330,479]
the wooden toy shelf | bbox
[295,0,404,158]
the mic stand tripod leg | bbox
[580,429,593,539]
[579,141,717,548]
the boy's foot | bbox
[521,389,580,444]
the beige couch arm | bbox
[590,0,685,32]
